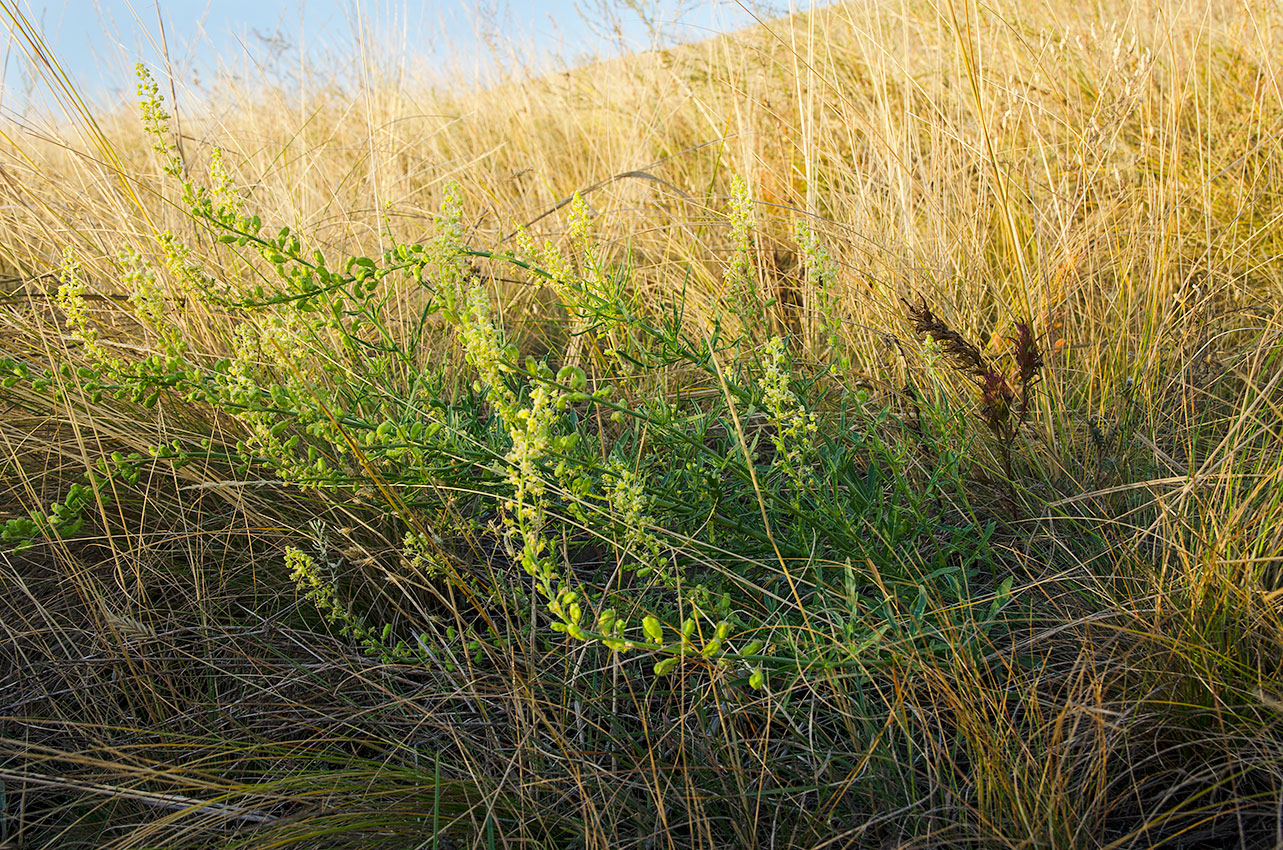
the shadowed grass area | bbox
[2,0,1283,847]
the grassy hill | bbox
[2,0,1282,847]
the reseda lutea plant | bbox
[1,65,1016,691]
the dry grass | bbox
[2,0,1283,847]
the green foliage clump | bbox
[0,66,1021,697]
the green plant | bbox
[0,68,1011,697]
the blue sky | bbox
[1,0,786,113]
